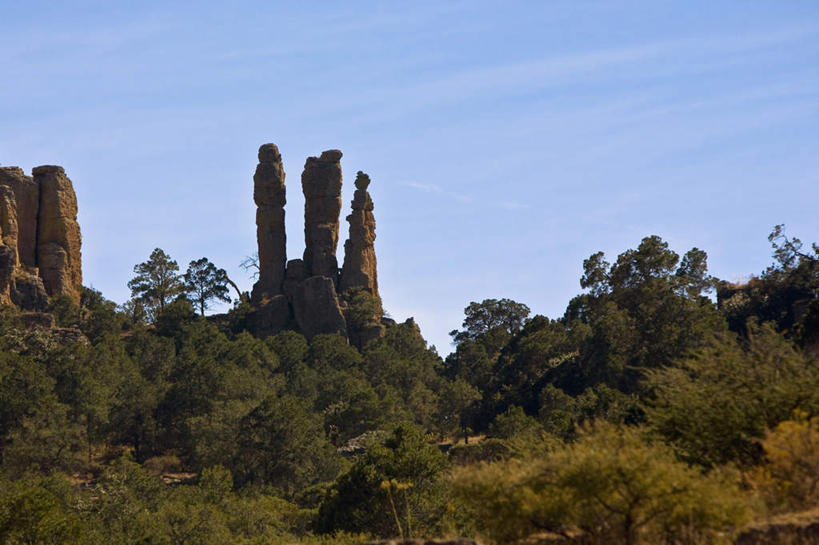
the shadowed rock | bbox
[10,270,49,311]
[291,275,347,340]
[0,186,19,263]
[340,171,379,297]
[283,258,307,300]
[302,150,343,280]
[34,166,82,304]
[246,294,291,339]
[251,144,287,302]
[0,167,38,267]
[0,186,20,304]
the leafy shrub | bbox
[451,424,750,545]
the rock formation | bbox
[251,144,287,302]
[0,167,39,267]
[248,144,385,344]
[340,171,379,297]
[302,150,343,280]
[0,165,83,309]
[34,166,83,304]
[290,275,347,339]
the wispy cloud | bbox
[402,181,471,203]
[501,201,530,210]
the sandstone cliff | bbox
[0,165,83,308]
[34,166,83,304]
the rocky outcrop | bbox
[0,165,83,308]
[340,171,379,297]
[291,275,347,339]
[735,510,819,545]
[251,144,287,302]
[247,144,388,342]
[246,294,291,339]
[302,150,343,280]
[10,270,49,311]
[34,166,82,304]
[283,258,307,300]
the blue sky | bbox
[2,1,818,353]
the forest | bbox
[1,225,818,545]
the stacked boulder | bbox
[247,144,384,344]
[0,166,82,310]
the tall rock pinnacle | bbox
[302,150,343,280]
[340,171,379,297]
[34,165,83,304]
[251,144,287,302]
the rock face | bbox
[248,145,386,342]
[251,144,287,302]
[34,166,83,304]
[0,186,19,264]
[0,167,39,267]
[0,165,83,308]
[340,171,379,297]
[291,275,347,339]
[302,150,343,280]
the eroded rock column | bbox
[302,150,343,280]
[340,171,379,297]
[251,144,287,302]
[0,167,38,267]
[34,165,82,304]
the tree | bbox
[450,298,531,347]
[128,248,186,318]
[233,394,341,494]
[239,252,259,280]
[317,424,449,537]
[184,258,232,316]
[563,236,725,393]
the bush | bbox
[451,424,750,545]
[752,411,819,512]
[645,321,819,467]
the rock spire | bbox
[34,166,83,304]
[340,171,379,297]
[251,144,287,302]
[248,145,384,343]
[302,150,343,280]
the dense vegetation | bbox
[1,226,818,544]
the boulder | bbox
[10,270,49,311]
[291,275,347,340]
[283,258,307,300]
[246,294,291,338]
